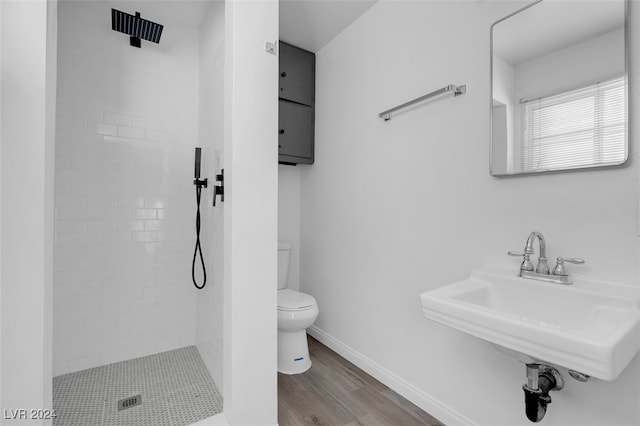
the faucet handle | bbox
[508,251,534,271]
[559,257,585,264]
[553,257,585,276]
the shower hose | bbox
[192,183,206,289]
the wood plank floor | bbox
[278,336,444,426]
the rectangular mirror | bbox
[490,0,628,176]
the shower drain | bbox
[118,394,142,411]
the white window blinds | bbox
[520,76,626,172]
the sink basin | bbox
[420,265,640,380]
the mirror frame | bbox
[489,0,630,177]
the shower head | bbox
[111,8,163,48]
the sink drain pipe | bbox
[522,363,564,422]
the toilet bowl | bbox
[277,243,319,374]
[278,289,319,374]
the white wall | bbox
[278,164,301,291]
[491,54,514,174]
[514,28,625,101]
[197,0,225,389]
[0,0,57,420]
[54,1,200,375]
[300,1,640,425]
[0,0,3,408]
[223,0,278,423]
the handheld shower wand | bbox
[192,148,207,289]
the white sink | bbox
[420,265,640,380]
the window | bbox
[520,76,626,172]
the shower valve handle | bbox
[213,169,224,207]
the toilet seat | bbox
[278,289,317,311]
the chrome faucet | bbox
[525,231,549,274]
[508,231,548,274]
[509,231,584,285]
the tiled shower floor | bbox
[53,346,223,426]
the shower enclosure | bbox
[1,0,277,423]
[53,1,224,423]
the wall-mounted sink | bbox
[420,265,640,380]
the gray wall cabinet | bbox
[279,41,315,165]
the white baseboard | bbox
[307,326,475,426]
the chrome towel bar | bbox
[379,83,466,121]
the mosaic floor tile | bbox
[53,346,223,426]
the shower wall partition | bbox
[3,0,278,422]
[196,0,225,388]
[53,0,223,386]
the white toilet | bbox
[278,242,319,374]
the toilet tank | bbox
[278,242,292,290]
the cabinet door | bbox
[279,42,315,106]
[279,100,314,162]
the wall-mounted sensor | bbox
[111,9,164,48]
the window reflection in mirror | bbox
[490,0,628,176]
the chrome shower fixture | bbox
[111,9,163,48]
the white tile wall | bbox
[54,1,201,376]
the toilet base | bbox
[278,329,312,374]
